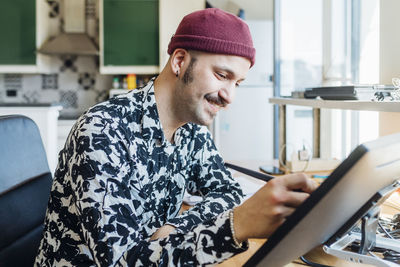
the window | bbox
[274,0,379,161]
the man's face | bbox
[173,51,250,126]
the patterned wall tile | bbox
[37,90,60,104]
[59,90,78,109]
[22,75,41,96]
[4,74,22,91]
[42,74,58,90]
[46,0,60,18]
[3,74,22,101]
[22,90,41,103]
[59,72,79,91]
[78,72,96,90]
[60,55,78,72]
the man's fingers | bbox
[281,173,318,193]
[278,206,296,218]
[284,191,311,207]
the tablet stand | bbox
[323,184,400,267]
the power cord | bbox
[299,256,333,267]
[378,221,395,239]
[279,142,312,173]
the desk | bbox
[217,194,400,267]
[214,161,400,266]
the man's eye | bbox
[217,73,226,79]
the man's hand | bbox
[233,173,318,242]
[150,225,176,241]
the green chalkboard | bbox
[0,0,36,65]
[104,0,159,66]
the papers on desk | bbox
[183,175,265,205]
[235,175,265,200]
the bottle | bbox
[122,77,128,89]
[127,74,137,90]
[112,77,120,89]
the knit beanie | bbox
[167,8,256,67]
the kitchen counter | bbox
[58,115,81,120]
[0,103,61,107]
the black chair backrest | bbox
[0,115,52,267]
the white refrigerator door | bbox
[216,86,274,162]
[241,20,273,87]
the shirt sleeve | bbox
[67,118,247,266]
[167,126,245,233]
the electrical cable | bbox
[278,143,290,172]
[279,143,312,173]
[377,219,400,263]
[299,256,333,267]
[378,221,395,239]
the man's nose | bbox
[218,85,236,105]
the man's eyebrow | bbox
[215,66,246,81]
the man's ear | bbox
[170,49,188,76]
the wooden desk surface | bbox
[215,194,400,267]
[213,161,400,266]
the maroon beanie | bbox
[167,8,256,67]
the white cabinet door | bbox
[57,119,76,154]
[0,106,61,174]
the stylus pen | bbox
[224,162,275,182]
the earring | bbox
[176,70,179,77]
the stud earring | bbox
[176,70,179,77]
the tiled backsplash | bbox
[0,58,113,119]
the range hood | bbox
[38,0,98,56]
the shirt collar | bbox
[141,78,165,143]
[140,78,193,147]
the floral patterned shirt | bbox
[35,79,248,266]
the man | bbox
[35,8,317,266]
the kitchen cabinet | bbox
[100,0,160,74]
[100,0,205,74]
[0,0,51,73]
[0,0,36,65]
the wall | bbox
[159,0,205,68]
[207,0,273,20]
[379,0,400,136]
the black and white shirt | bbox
[35,79,248,266]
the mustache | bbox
[205,94,228,108]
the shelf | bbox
[269,97,400,112]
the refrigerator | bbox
[213,20,274,162]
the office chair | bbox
[0,115,52,267]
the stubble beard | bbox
[177,57,215,126]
